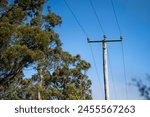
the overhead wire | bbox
[121,41,129,99]
[63,0,104,98]
[63,0,88,37]
[110,0,122,36]
[89,0,105,35]
[107,48,117,99]
[89,44,104,94]
[110,0,129,99]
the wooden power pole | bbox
[87,35,122,100]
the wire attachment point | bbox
[120,36,123,41]
[87,37,90,43]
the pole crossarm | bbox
[87,36,123,44]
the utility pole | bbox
[87,35,122,100]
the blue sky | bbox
[24,0,150,100]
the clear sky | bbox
[24,0,150,100]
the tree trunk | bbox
[38,66,43,100]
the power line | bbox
[110,0,122,36]
[107,47,117,99]
[89,0,105,35]
[110,0,128,99]
[89,44,104,96]
[121,41,129,99]
[63,0,103,98]
[63,0,88,37]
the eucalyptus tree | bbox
[0,0,92,100]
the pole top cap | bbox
[103,35,106,39]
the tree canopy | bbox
[0,0,92,100]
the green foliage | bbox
[0,0,8,7]
[133,75,150,100]
[18,26,50,50]
[44,13,62,27]
[0,0,92,100]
